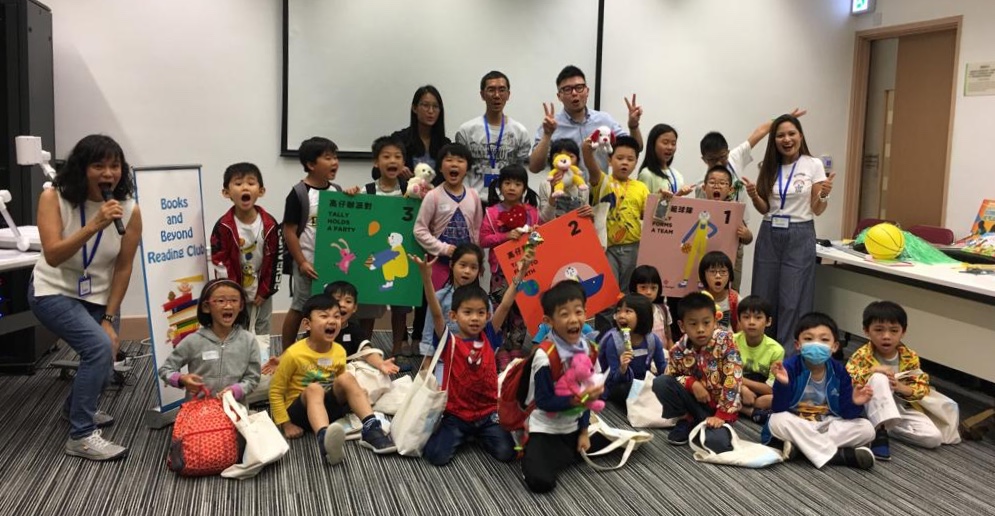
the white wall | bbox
[854,0,995,234]
[601,0,856,295]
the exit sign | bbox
[852,0,876,15]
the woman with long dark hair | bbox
[374,85,452,181]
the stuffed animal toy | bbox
[590,125,615,156]
[548,152,588,198]
[554,353,605,413]
[405,163,436,199]
[497,204,528,233]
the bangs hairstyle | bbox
[487,164,539,207]
[677,292,718,321]
[617,294,653,336]
[639,124,679,175]
[480,70,510,91]
[436,142,474,168]
[299,136,338,173]
[629,265,664,304]
[55,134,134,206]
[794,312,839,341]
[705,165,733,186]
[737,295,773,318]
[323,280,359,303]
[446,243,485,287]
[223,162,263,189]
[700,131,729,157]
[197,279,249,329]
[862,300,908,331]
[302,294,341,319]
[610,135,641,158]
[555,65,585,87]
[698,251,735,289]
[451,284,490,312]
[409,85,446,154]
[372,135,406,160]
[541,279,587,316]
[756,114,812,201]
[548,138,580,167]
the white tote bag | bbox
[626,372,679,429]
[688,422,783,469]
[390,331,453,457]
[220,391,289,479]
[345,342,393,405]
[373,376,414,415]
[917,388,962,445]
[580,413,654,471]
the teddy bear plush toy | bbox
[548,152,588,198]
[405,163,436,199]
[590,125,615,156]
[554,353,605,413]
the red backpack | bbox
[167,390,239,476]
[497,341,599,436]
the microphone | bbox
[100,186,126,236]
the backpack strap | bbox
[365,183,376,195]
[293,181,309,237]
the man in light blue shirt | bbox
[528,65,643,178]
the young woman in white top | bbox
[28,135,143,461]
[744,115,835,351]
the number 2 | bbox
[568,220,581,236]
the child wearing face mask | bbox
[761,312,878,470]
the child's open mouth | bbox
[323,327,337,338]
[220,310,235,324]
[712,191,722,199]
[241,193,251,202]
[448,170,460,179]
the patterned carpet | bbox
[0,335,993,516]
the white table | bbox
[0,250,39,273]
[815,244,995,382]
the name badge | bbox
[342,334,351,342]
[484,167,500,187]
[440,204,451,213]
[632,348,648,358]
[772,215,791,229]
[78,275,92,297]
[202,350,220,361]
[317,357,333,367]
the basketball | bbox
[865,223,905,260]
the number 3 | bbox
[402,206,414,222]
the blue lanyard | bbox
[665,168,677,194]
[777,161,798,210]
[79,202,104,272]
[483,115,505,169]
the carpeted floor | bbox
[1,335,993,516]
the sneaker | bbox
[750,409,772,425]
[871,429,891,461]
[323,424,346,466]
[61,409,115,428]
[833,446,875,470]
[359,420,397,454]
[64,430,128,461]
[667,419,692,446]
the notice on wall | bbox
[965,62,995,97]
[134,165,208,411]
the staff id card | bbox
[78,274,92,297]
[772,215,791,229]
[484,167,500,187]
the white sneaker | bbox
[323,424,346,466]
[64,430,128,461]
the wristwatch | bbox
[102,313,118,324]
[819,192,831,202]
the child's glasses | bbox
[209,298,241,307]
[706,268,729,277]
[706,180,731,187]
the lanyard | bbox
[80,202,104,273]
[777,161,798,210]
[483,115,505,169]
[665,168,677,194]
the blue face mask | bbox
[799,341,833,365]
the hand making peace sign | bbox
[542,102,558,136]
[624,94,643,129]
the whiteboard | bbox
[285,0,600,154]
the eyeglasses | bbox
[558,84,588,95]
[706,180,731,187]
[483,86,509,95]
[706,269,729,277]
[417,102,441,112]
[703,151,729,164]
[209,298,241,307]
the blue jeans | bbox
[28,281,116,439]
[422,412,516,466]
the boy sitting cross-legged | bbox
[761,312,877,470]
[269,294,396,466]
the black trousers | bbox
[652,374,733,453]
[522,431,609,493]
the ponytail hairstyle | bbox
[487,164,539,207]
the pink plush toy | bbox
[554,353,606,413]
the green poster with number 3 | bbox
[313,191,424,306]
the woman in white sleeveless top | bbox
[27,135,143,461]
